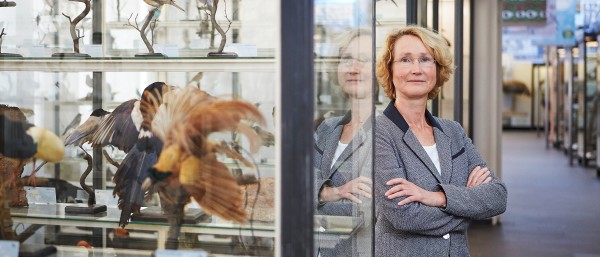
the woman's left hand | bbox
[385,178,446,208]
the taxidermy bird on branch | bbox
[143,0,185,12]
[32,108,110,173]
[140,85,265,249]
[32,108,110,212]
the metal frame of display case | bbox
[280,0,314,255]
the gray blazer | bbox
[314,112,373,257]
[375,102,507,257]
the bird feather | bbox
[148,85,266,223]
[91,99,140,153]
[180,154,247,223]
[112,146,157,227]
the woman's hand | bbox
[319,176,372,204]
[467,166,491,188]
[385,178,446,208]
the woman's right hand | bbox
[319,176,372,204]
[467,166,491,188]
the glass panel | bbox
[438,0,455,121]
[583,43,597,165]
[312,0,408,256]
[0,0,277,256]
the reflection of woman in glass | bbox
[374,25,507,256]
[314,29,373,257]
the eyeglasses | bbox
[338,55,372,67]
[393,56,436,69]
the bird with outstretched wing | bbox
[90,99,148,226]
[89,82,174,228]
[139,85,265,249]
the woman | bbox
[314,29,373,257]
[374,25,507,256]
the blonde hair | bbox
[376,25,453,100]
[329,28,372,86]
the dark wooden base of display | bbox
[0,1,16,7]
[51,53,91,58]
[65,204,107,214]
[207,52,238,57]
[0,53,22,58]
[135,53,167,58]
[131,206,207,224]
[19,244,56,257]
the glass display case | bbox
[0,0,284,256]
[574,42,598,167]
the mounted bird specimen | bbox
[1,109,65,240]
[62,113,82,136]
[90,98,151,226]
[143,0,185,12]
[128,0,185,56]
[63,109,110,159]
[90,82,173,227]
[34,108,111,213]
[0,112,65,180]
[0,104,30,208]
[140,85,265,249]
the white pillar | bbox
[471,0,502,199]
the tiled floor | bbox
[468,131,600,257]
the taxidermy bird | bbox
[137,82,175,153]
[33,108,110,207]
[140,85,265,249]
[143,0,185,12]
[35,108,110,172]
[1,109,65,240]
[89,82,174,227]
[0,114,65,177]
[63,108,111,157]
[251,124,274,147]
[91,99,140,153]
[90,98,152,227]
[0,104,31,208]
[62,113,82,136]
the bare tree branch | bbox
[63,0,91,53]
[126,13,142,31]
[211,0,227,53]
[0,28,5,53]
[125,10,157,53]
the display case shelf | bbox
[0,57,342,72]
[0,58,275,72]
[11,204,360,250]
